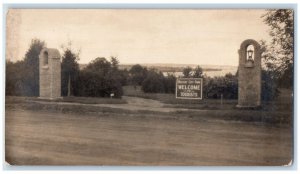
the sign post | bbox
[176,78,203,99]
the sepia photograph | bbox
[4,8,294,166]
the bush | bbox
[261,70,280,101]
[6,39,45,96]
[141,69,165,93]
[163,74,176,93]
[129,64,148,86]
[203,73,238,99]
[75,57,123,98]
[203,71,279,101]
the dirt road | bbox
[5,109,292,166]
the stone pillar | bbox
[39,48,61,99]
[237,39,262,108]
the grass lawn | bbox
[57,96,127,104]
[5,96,127,105]
[122,85,293,112]
[5,97,292,125]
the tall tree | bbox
[110,56,119,70]
[61,48,80,96]
[23,39,46,96]
[261,9,294,88]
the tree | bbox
[22,39,46,96]
[261,70,280,101]
[61,48,80,96]
[193,65,203,78]
[163,73,176,94]
[110,56,119,70]
[77,57,123,98]
[182,66,192,78]
[119,69,129,86]
[261,9,294,88]
[6,60,25,96]
[5,60,15,95]
[141,69,165,93]
[129,64,148,86]
[203,74,238,99]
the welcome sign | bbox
[176,78,203,99]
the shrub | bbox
[261,70,280,101]
[141,69,165,93]
[75,57,123,98]
[203,73,238,99]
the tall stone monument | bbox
[237,39,262,108]
[39,48,61,99]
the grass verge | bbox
[5,96,127,105]
[123,85,293,112]
[6,100,292,125]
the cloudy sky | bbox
[6,9,271,66]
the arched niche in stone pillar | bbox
[237,39,262,108]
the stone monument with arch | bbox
[237,39,262,108]
[39,48,61,99]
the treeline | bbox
[56,48,127,98]
[72,57,127,98]
[202,70,278,101]
[6,39,44,96]
[5,39,127,98]
[119,64,222,72]
[6,39,279,101]
[126,64,176,94]
[5,39,176,98]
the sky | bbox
[6,9,271,66]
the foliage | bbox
[203,73,238,99]
[203,71,278,101]
[111,57,129,86]
[6,39,45,96]
[76,57,123,98]
[131,65,177,94]
[23,39,46,96]
[141,69,165,93]
[261,70,280,101]
[110,56,119,70]
[119,69,130,86]
[61,48,80,96]
[129,64,148,86]
[261,9,294,88]
[163,73,177,93]
[6,60,24,95]
[193,66,203,78]
[182,66,193,78]
[182,65,203,78]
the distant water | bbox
[163,68,238,77]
